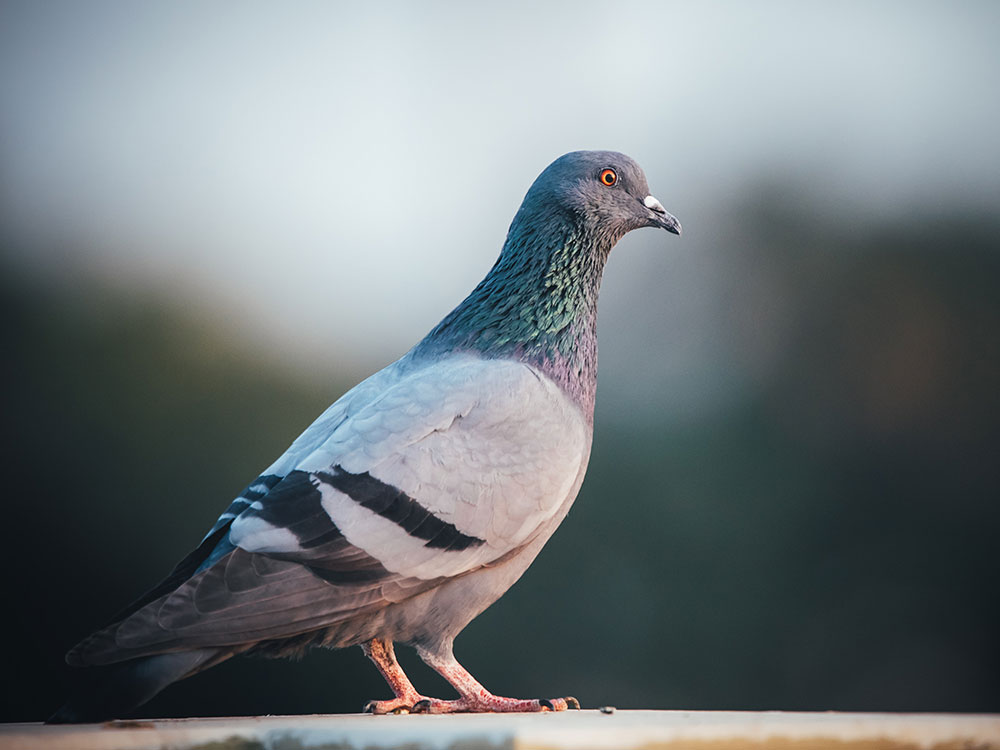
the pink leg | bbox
[411,645,580,714]
[360,639,424,714]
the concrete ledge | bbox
[2,710,999,750]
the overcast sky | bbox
[2,1,998,412]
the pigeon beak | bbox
[643,195,682,236]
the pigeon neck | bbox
[417,215,611,420]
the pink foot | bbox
[363,693,424,715]
[410,693,580,714]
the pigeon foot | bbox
[408,693,580,713]
[363,695,424,715]
[361,639,425,714]
[364,693,579,714]
[363,638,580,715]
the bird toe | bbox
[364,696,423,715]
[538,696,580,711]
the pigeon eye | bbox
[599,168,617,187]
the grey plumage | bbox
[50,150,680,722]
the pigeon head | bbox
[419,150,680,418]
[513,150,682,246]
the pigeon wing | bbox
[71,356,589,663]
[284,356,591,579]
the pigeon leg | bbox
[361,638,424,714]
[411,644,580,714]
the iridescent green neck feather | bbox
[415,205,616,420]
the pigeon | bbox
[50,150,681,722]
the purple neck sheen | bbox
[414,204,617,422]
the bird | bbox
[49,150,681,722]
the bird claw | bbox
[364,696,423,715]
[539,696,580,711]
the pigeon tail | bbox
[47,649,224,724]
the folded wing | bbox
[69,355,589,666]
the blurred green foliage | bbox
[1,198,998,720]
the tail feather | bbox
[47,649,223,724]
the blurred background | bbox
[2,1,998,720]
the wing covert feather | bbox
[70,355,591,666]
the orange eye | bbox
[599,168,617,186]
